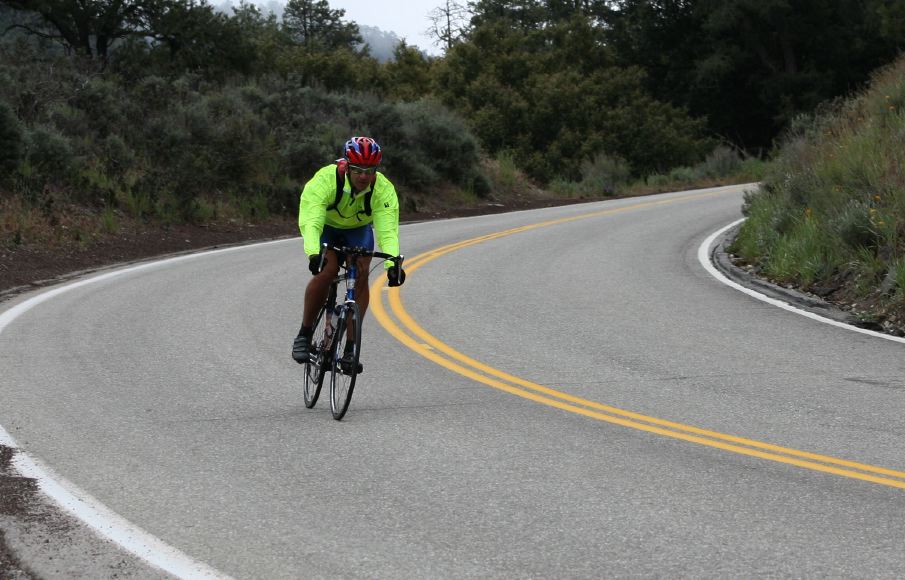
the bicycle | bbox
[303,243,404,420]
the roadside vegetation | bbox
[731,55,905,331]
[0,0,900,258]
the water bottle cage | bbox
[323,306,338,350]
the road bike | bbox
[303,244,404,420]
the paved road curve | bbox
[3,184,905,578]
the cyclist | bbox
[292,136,406,370]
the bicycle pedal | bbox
[340,362,363,374]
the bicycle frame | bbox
[320,248,365,321]
[318,243,403,302]
[321,260,356,351]
[341,259,357,305]
[308,243,404,419]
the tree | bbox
[0,0,142,58]
[227,1,288,73]
[435,10,710,181]
[281,0,360,50]
[869,0,905,46]
[467,0,612,30]
[133,0,264,77]
[427,0,470,52]
[604,0,905,152]
[383,41,434,101]
[0,0,254,71]
[0,100,23,180]
[467,0,547,31]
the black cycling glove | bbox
[387,265,406,287]
[308,255,322,275]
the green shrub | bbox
[0,41,494,227]
[852,246,886,296]
[25,125,74,183]
[736,157,768,181]
[469,173,492,198]
[48,104,90,139]
[116,187,154,219]
[77,162,117,206]
[893,257,905,300]
[547,178,580,198]
[667,166,696,183]
[696,145,742,178]
[0,71,15,109]
[102,134,135,171]
[233,191,270,219]
[732,188,788,261]
[580,154,631,196]
[134,76,176,111]
[645,174,670,188]
[69,78,130,138]
[282,132,338,181]
[101,207,119,234]
[830,200,876,250]
[494,151,519,190]
[0,100,23,179]
[739,54,905,310]
[394,99,483,189]
[763,215,839,285]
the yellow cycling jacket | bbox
[297,164,400,264]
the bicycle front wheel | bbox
[303,304,330,408]
[330,303,362,420]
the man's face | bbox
[348,164,377,191]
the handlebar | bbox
[318,243,404,272]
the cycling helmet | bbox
[343,136,382,167]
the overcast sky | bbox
[333,0,444,55]
[258,1,446,56]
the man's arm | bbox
[298,166,334,256]
[371,174,401,268]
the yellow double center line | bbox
[371,191,905,490]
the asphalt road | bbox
[3,184,905,578]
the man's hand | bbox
[308,255,322,275]
[387,265,406,287]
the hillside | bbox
[1,159,760,300]
[0,175,566,298]
[731,54,905,334]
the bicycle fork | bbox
[321,284,340,353]
[323,262,357,355]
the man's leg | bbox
[353,256,372,320]
[293,252,340,363]
[339,256,371,373]
[303,251,340,327]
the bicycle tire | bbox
[330,302,361,420]
[303,304,329,408]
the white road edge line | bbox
[0,238,293,579]
[699,219,905,345]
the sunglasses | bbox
[348,165,377,175]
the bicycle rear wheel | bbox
[330,303,361,420]
[303,304,330,408]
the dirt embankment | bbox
[0,196,587,299]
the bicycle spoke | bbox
[303,304,330,408]
[330,303,361,420]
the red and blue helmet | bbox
[343,136,382,167]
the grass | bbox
[731,54,905,321]
[1,141,766,254]
[544,145,766,201]
[0,195,108,250]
